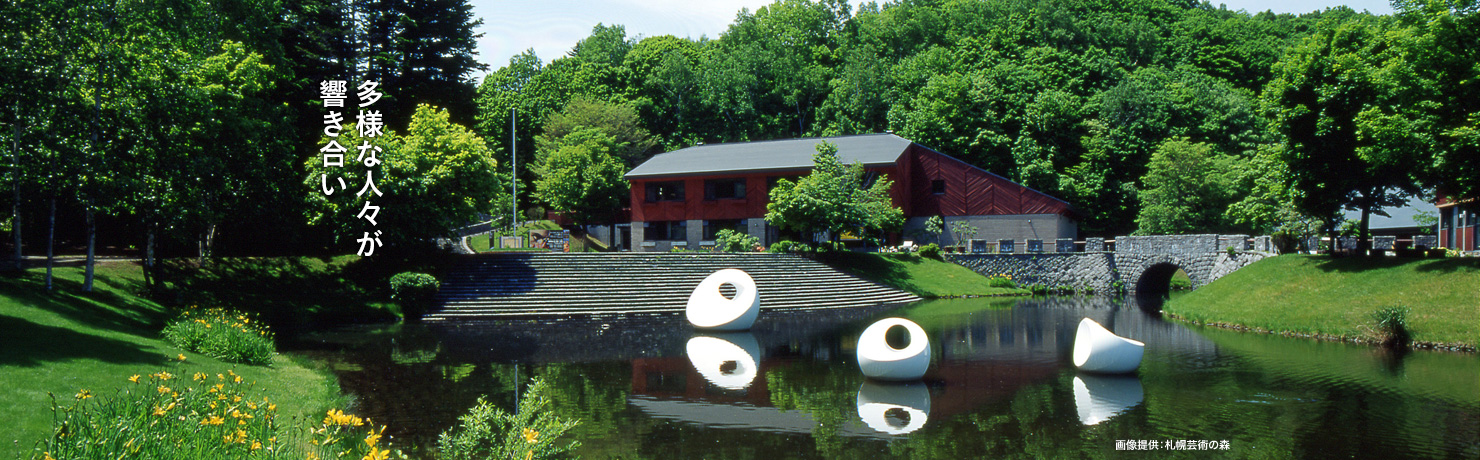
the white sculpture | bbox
[685,333,761,390]
[1072,318,1144,374]
[686,269,760,331]
[1073,374,1144,425]
[856,317,931,381]
[856,381,930,434]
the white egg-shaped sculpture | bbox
[1072,318,1144,374]
[686,269,760,331]
[856,381,931,435]
[1073,374,1144,425]
[685,333,761,390]
[856,317,931,381]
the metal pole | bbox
[511,107,517,234]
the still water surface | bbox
[291,295,1479,459]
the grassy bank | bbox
[817,252,1029,298]
[1165,255,1479,349]
[159,255,419,331]
[0,263,343,459]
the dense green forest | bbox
[1,0,1476,288]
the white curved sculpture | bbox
[686,269,760,331]
[685,333,761,390]
[1072,318,1144,374]
[856,317,931,381]
[856,381,931,435]
[1073,374,1144,425]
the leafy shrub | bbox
[37,370,401,460]
[438,378,580,460]
[767,240,805,254]
[1226,246,1238,257]
[987,273,1016,288]
[390,272,440,321]
[714,229,760,252]
[1169,276,1192,291]
[162,307,274,366]
[918,243,942,260]
[1372,306,1411,347]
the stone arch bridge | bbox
[947,234,1275,294]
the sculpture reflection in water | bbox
[856,317,931,381]
[856,381,931,435]
[1072,318,1144,374]
[686,269,760,331]
[1073,374,1144,425]
[685,332,761,390]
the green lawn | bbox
[816,252,1029,298]
[0,263,342,459]
[1165,254,1479,348]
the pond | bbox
[289,295,1480,459]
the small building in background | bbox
[620,133,1077,252]
[1438,196,1477,251]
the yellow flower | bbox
[363,446,389,460]
[128,374,140,383]
[365,426,384,448]
[194,372,207,381]
[267,403,277,412]
[156,371,173,380]
[157,385,171,394]
[43,452,54,460]
[251,440,262,451]
[223,434,233,444]
[201,415,225,426]
[153,406,167,416]
[522,427,539,444]
[234,375,243,384]
[233,395,242,403]
[177,354,187,361]
[74,390,92,400]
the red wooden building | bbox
[1438,196,1477,251]
[620,134,1077,251]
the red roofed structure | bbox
[613,134,1077,252]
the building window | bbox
[931,179,945,195]
[645,181,685,202]
[646,220,687,241]
[703,219,746,240]
[704,178,747,200]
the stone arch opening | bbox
[1135,262,1184,296]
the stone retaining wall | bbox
[946,234,1274,293]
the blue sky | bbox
[468,0,1396,77]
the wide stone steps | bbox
[425,253,920,320]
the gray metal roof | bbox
[1342,197,1439,230]
[625,133,914,179]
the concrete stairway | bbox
[425,253,920,320]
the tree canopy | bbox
[765,141,903,242]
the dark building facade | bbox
[621,134,1076,252]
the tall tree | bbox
[531,128,628,228]
[536,98,657,168]
[305,104,500,250]
[1394,0,1480,199]
[1262,14,1424,248]
[1134,138,1241,234]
